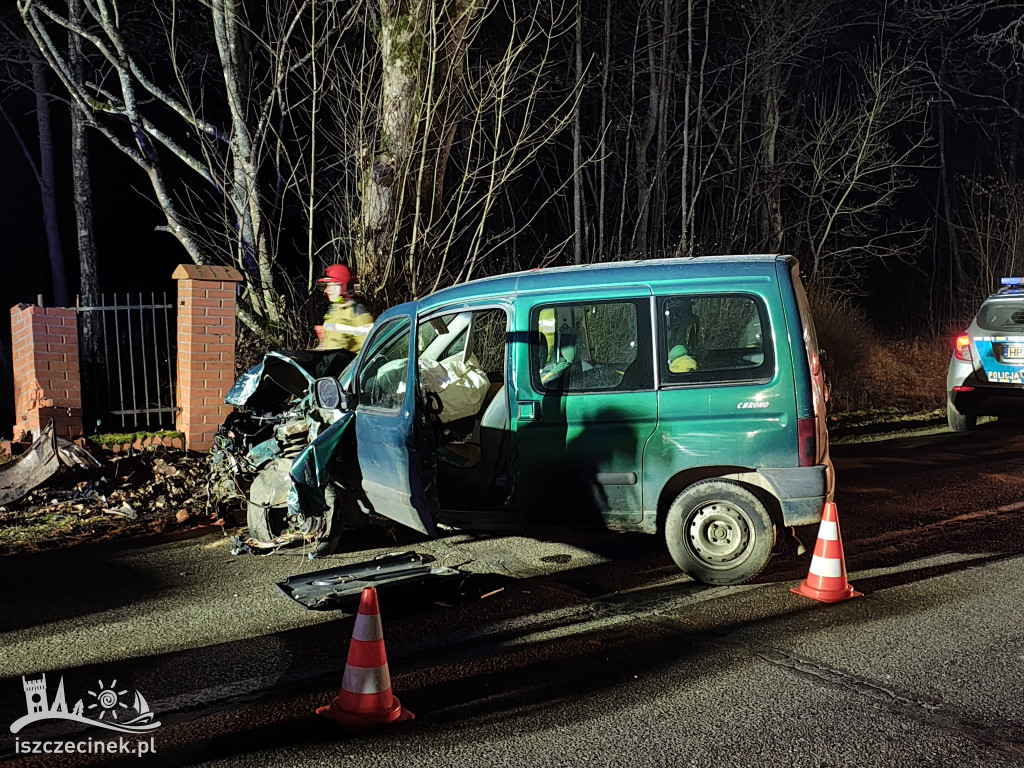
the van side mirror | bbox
[313,377,343,410]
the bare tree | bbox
[795,47,930,292]
[18,0,362,337]
[0,23,67,305]
[955,175,1024,306]
[344,0,582,310]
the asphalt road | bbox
[2,420,1023,767]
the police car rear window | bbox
[977,299,1024,332]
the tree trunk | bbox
[356,0,472,305]
[678,0,694,256]
[762,59,784,253]
[572,0,584,264]
[598,0,611,260]
[356,0,428,303]
[69,0,99,353]
[32,54,67,307]
[652,0,674,255]
[211,0,280,327]
[634,9,660,254]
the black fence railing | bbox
[76,293,177,432]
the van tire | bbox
[665,479,775,585]
[947,399,976,433]
[247,502,289,543]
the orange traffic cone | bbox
[791,502,862,603]
[317,587,414,731]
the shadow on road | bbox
[0,545,169,634]
[79,568,972,768]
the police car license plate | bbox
[1005,345,1024,360]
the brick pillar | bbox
[172,265,243,451]
[10,304,83,441]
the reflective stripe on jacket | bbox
[321,299,374,353]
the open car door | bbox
[354,309,438,536]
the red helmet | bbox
[318,264,352,289]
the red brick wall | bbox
[172,265,242,451]
[10,304,83,441]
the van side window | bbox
[531,300,653,392]
[357,317,411,410]
[660,295,773,384]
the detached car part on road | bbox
[213,255,833,585]
[947,277,1024,432]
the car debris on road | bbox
[276,551,463,610]
[0,426,213,553]
[0,421,100,507]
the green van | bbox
[309,254,832,585]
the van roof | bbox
[417,254,794,310]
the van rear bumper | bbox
[757,466,828,527]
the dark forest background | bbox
[3,0,1024,435]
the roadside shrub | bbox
[810,289,947,414]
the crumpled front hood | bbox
[226,349,355,408]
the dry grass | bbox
[810,290,949,415]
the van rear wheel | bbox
[665,479,775,585]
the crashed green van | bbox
[283,254,833,586]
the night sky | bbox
[2,100,184,436]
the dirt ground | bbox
[0,447,230,555]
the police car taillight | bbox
[798,418,816,467]
[954,333,972,362]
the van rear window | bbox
[659,294,773,385]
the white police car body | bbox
[946,277,1024,431]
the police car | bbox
[946,277,1024,431]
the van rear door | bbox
[784,261,832,486]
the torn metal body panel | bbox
[285,411,355,523]
[0,422,60,506]
[276,552,462,610]
[209,348,357,552]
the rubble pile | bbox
[0,449,218,554]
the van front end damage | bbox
[207,349,356,554]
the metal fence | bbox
[76,293,177,432]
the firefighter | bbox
[317,264,375,353]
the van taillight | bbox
[798,418,816,467]
[954,334,972,362]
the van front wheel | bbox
[665,480,775,585]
